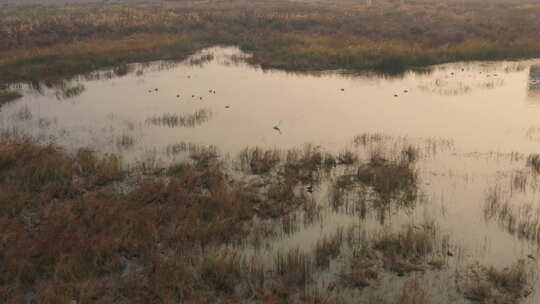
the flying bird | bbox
[273,120,282,134]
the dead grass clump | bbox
[338,245,379,289]
[373,221,444,276]
[165,142,205,157]
[274,248,313,290]
[55,83,85,100]
[339,221,448,289]
[328,173,365,211]
[527,153,540,173]
[357,157,417,202]
[189,145,219,169]
[400,145,419,164]
[314,228,344,269]
[353,133,390,147]
[283,145,325,183]
[484,186,540,242]
[239,147,281,175]
[0,142,75,194]
[396,278,431,304]
[0,137,295,303]
[76,149,123,186]
[196,252,243,294]
[145,109,212,128]
[116,133,135,150]
[337,150,358,165]
[255,179,307,218]
[323,152,337,170]
[459,260,532,304]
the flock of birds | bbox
[340,87,409,98]
[148,84,218,103]
[144,68,502,136]
[146,78,288,133]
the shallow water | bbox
[4,47,540,302]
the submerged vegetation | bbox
[145,109,212,128]
[458,260,533,304]
[3,0,540,83]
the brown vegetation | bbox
[0,88,22,106]
[458,260,532,304]
[2,0,540,84]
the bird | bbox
[403,89,408,93]
[394,94,398,97]
[176,94,180,98]
[447,250,454,257]
[528,254,536,260]
[225,106,230,109]
[199,97,203,100]
[306,184,314,193]
[192,95,195,98]
[340,88,345,92]
[154,88,158,91]
[273,120,282,134]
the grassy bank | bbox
[2,0,540,83]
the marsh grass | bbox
[0,137,304,302]
[146,109,212,128]
[314,228,344,269]
[527,153,540,174]
[396,278,431,304]
[274,248,314,290]
[339,220,449,288]
[4,1,540,83]
[329,145,418,220]
[0,89,22,106]
[282,144,337,183]
[353,133,390,147]
[459,260,532,304]
[55,83,85,100]
[239,147,281,175]
[357,155,418,203]
[484,185,540,242]
[0,133,496,303]
[373,224,440,275]
[196,252,243,294]
[116,133,135,150]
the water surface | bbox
[3,47,540,303]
